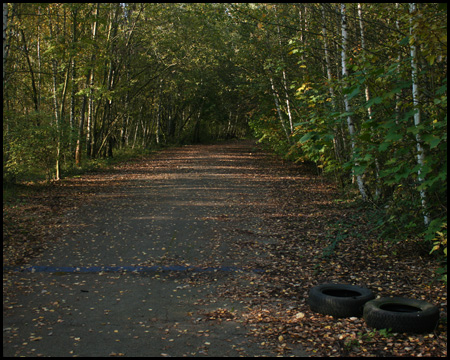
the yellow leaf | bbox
[294,312,305,320]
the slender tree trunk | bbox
[156,80,163,145]
[69,7,77,154]
[358,3,381,198]
[341,3,368,200]
[52,66,61,181]
[270,76,291,144]
[86,4,100,158]
[36,7,43,112]
[322,5,344,165]
[20,29,39,113]
[75,95,86,167]
[274,5,294,135]
[3,2,9,179]
[394,3,402,125]
[3,3,8,92]
[121,73,130,147]
[409,3,429,226]
[87,81,94,157]
[156,101,161,145]
[357,4,372,120]
[48,11,61,180]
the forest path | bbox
[4,141,310,357]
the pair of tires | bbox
[307,284,439,333]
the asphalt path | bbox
[3,141,308,357]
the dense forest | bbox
[2,3,447,273]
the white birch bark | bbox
[3,3,8,90]
[274,5,294,136]
[270,76,291,144]
[358,3,381,198]
[409,3,430,225]
[87,4,99,158]
[322,5,343,164]
[48,10,61,180]
[341,3,368,200]
[394,3,401,124]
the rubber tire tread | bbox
[363,297,439,334]
[307,283,375,318]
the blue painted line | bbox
[4,265,265,274]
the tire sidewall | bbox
[363,297,440,334]
[308,283,375,318]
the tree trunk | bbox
[358,3,381,198]
[86,3,100,158]
[270,76,291,145]
[69,7,77,154]
[341,3,368,201]
[3,3,8,91]
[20,29,39,113]
[409,3,429,226]
[274,5,294,135]
[322,5,344,165]
[48,11,61,180]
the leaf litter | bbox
[3,141,447,357]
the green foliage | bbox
[244,4,447,269]
[4,112,59,182]
[4,3,255,182]
[344,328,392,351]
[3,3,446,274]
[292,82,339,170]
[249,114,290,156]
[429,222,447,284]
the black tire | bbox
[363,297,439,334]
[307,283,375,318]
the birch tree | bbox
[322,5,344,165]
[409,3,430,226]
[3,3,8,91]
[358,3,381,198]
[269,75,291,144]
[340,3,368,200]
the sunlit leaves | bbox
[4,3,446,269]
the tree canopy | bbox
[3,3,447,263]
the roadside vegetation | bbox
[3,4,447,356]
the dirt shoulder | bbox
[3,141,447,357]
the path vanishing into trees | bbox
[3,141,446,357]
[4,141,312,357]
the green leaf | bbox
[353,165,366,176]
[338,111,354,118]
[365,97,382,109]
[406,126,419,135]
[384,131,403,142]
[427,54,436,66]
[422,134,441,149]
[399,36,410,45]
[347,86,361,101]
[378,142,390,152]
[299,132,316,143]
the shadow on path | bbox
[3,141,308,357]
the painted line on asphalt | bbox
[3,265,265,274]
